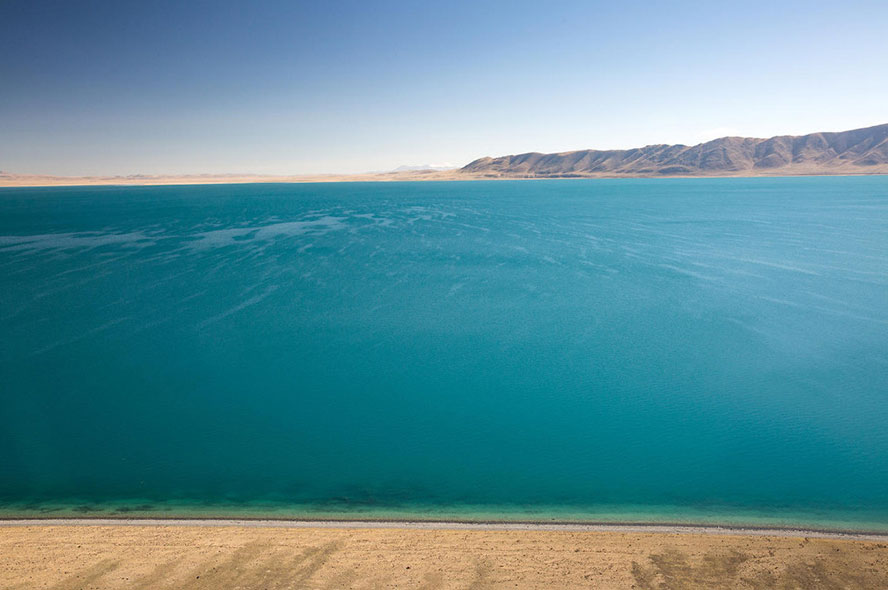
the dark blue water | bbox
[2,178,887,529]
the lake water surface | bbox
[2,178,887,530]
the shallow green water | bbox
[2,178,887,530]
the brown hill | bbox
[460,123,888,177]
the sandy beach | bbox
[2,520,887,589]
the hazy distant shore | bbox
[2,168,888,188]
[0,169,464,187]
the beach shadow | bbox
[467,558,494,590]
[47,559,120,590]
[172,539,343,589]
[632,544,885,590]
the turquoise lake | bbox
[1,178,887,530]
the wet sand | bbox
[2,521,887,589]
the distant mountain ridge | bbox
[4,124,888,187]
[461,124,888,178]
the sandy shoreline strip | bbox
[3,517,887,541]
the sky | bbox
[1,0,887,176]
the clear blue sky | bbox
[2,0,887,175]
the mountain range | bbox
[3,124,888,187]
[460,124,888,178]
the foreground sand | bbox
[2,522,887,589]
